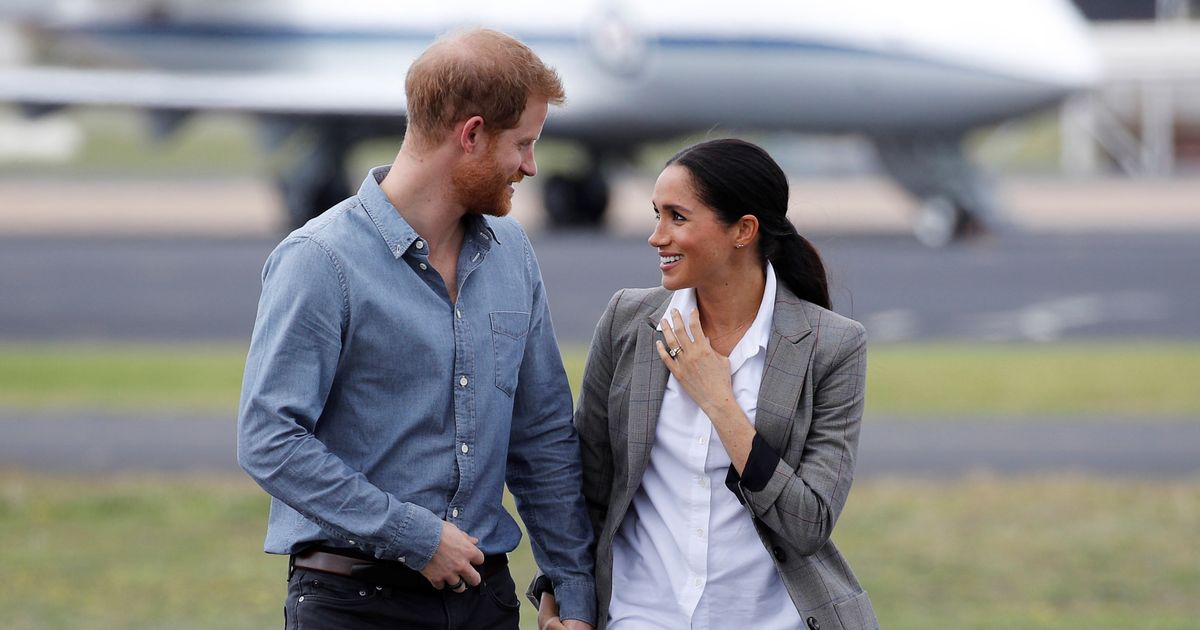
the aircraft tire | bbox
[544,173,609,228]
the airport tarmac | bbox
[1,175,1196,476]
[0,173,1198,237]
[1,230,1197,343]
[3,410,1197,477]
[1,173,1198,344]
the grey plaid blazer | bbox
[574,285,878,630]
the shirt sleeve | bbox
[503,232,597,626]
[237,236,443,568]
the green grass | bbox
[0,109,261,176]
[1,342,1197,418]
[838,475,1200,628]
[1,473,1195,629]
[862,342,1200,416]
[0,344,247,412]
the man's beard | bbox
[451,144,514,217]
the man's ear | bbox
[457,115,486,154]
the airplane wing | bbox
[0,66,407,115]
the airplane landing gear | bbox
[543,171,610,228]
[276,124,352,231]
[912,195,984,248]
[874,134,998,247]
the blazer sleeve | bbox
[736,319,868,555]
[575,289,621,538]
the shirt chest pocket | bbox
[490,311,531,397]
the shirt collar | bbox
[657,262,777,375]
[358,165,499,260]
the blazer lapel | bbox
[625,297,671,486]
[755,288,816,452]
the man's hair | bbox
[405,28,565,148]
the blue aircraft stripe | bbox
[54,21,882,56]
[49,21,1038,84]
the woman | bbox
[535,139,878,630]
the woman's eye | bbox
[672,211,685,221]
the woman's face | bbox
[648,164,740,292]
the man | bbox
[237,29,595,630]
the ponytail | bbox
[667,138,831,310]
[763,227,830,310]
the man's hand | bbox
[419,521,484,592]
[538,592,594,630]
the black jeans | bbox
[284,566,521,629]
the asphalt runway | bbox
[0,230,1197,344]
[1,230,1197,476]
[3,410,1197,477]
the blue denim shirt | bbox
[238,166,596,623]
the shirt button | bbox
[451,508,459,518]
[418,263,427,271]
[414,240,424,250]
[459,375,468,387]
[694,578,702,587]
[697,436,706,445]
[347,539,355,545]
[696,528,704,538]
[455,308,462,319]
[461,443,469,454]
[398,556,406,563]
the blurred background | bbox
[0,1,1197,628]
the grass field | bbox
[1,473,1196,630]
[3,341,1195,625]
[1,341,1197,417]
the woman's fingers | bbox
[655,340,681,374]
[660,315,680,350]
[670,309,690,345]
[687,308,705,341]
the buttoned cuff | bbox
[552,579,598,627]
[725,433,780,499]
[380,502,442,570]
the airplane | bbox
[0,0,1099,246]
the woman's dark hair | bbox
[666,138,830,310]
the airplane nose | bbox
[1023,9,1101,92]
[906,1,1102,118]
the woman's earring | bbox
[735,243,744,249]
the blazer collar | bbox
[756,285,817,451]
[627,284,817,479]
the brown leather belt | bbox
[291,547,508,590]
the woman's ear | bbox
[735,214,760,248]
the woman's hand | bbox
[656,308,735,412]
[657,307,755,472]
[537,592,594,630]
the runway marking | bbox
[968,292,1170,341]
[863,309,919,342]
